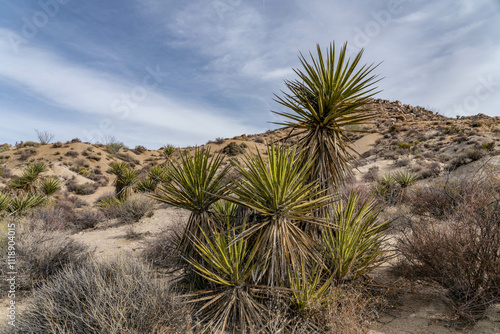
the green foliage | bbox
[392,170,418,188]
[150,148,231,258]
[226,144,331,286]
[186,225,268,333]
[289,263,336,316]
[322,193,390,281]
[40,176,61,196]
[135,177,157,193]
[8,192,46,214]
[161,144,176,159]
[10,162,46,192]
[482,141,495,151]
[221,141,244,156]
[398,142,411,150]
[273,41,380,194]
[0,193,11,212]
[109,162,138,200]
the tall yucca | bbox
[150,148,231,258]
[226,143,331,286]
[273,42,381,194]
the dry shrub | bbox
[103,195,155,224]
[28,204,76,231]
[324,286,378,334]
[66,178,99,195]
[72,208,105,230]
[12,227,88,290]
[142,225,184,268]
[397,175,500,320]
[12,257,192,334]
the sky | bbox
[0,0,499,148]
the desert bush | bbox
[66,178,99,195]
[142,225,184,268]
[12,257,192,334]
[482,141,495,151]
[393,157,410,167]
[448,148,485,170]
[253,136,265,143]
[398,175,500,319]
[115,195,155,224]
[362,166,379,182]
[12,228,88,290]
[64,150,79,158]
[221,141,244,156]
[28,204,75,231]
[35,129,54,144]
[134,145,147,153]
[51,141,63,148]
[72,208,105,230]
[105,139,126,155]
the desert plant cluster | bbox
[0,42,499,333]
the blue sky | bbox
[0,0,499,148]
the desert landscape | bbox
[0,93,499,333]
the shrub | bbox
[73,208,105,230]
[253,136,265,143]
[142,226,183,268]
[66,178,99,195]
[482,141,495,151]
[70,138,81,143]
[161,144,176,159]
[134,145,147,153]
[393,157,410,167]
[105,140,126,155]
[28,205,75,231]
[221,141,244,156]
[12,258,191,334]
[448,148,485,170]
[362,166,379,182]
[114,195,155,224]
[52,141,63,148]
[65,150,79,158]
[35,129,54,144]
[11,228,88,290]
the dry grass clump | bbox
[72,208,105,230]
[11,257,192,334]
[142,225,184,268]
[1,226,88,291]
[100,194,155,224]
[396,175,500,320]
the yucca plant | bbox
[150,148,231,259]
[0,193,11,212]
[136,164,170,193]
[161,144,176,161]
[135,177,157,193]
[109,162,138,200]
[322,192,390,281]
[273,42,380,196]
[10,162,46,192]
[226,143,331,286]
[148,164,170,185]
[40,176,60,196]
[8,192,46,214]
[289,263,336,317]
[393,170,418,189]
[185,225,269,333]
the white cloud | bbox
[0,29,258,146]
